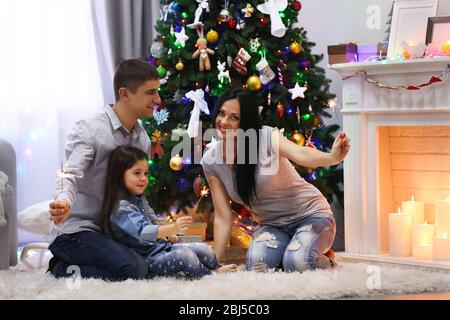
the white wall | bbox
[297,0,450,128]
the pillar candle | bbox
[441,41,450,56]
[389,208,412,257]
[432,234,450,260]
[412,223,435,259]
[401,196,424,225]
[436,199,450,238]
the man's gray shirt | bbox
[49,106,151,244]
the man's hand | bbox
[49,200,71,225]
[329,132,350,165]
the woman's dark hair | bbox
[212,88,261,207]
[100,145,148,236]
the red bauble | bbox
[228,18,236,28]
[291,0,302,12]
[260,17,269,25]
[239,207,250,218]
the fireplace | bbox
[331,57,450,269]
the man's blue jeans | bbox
[246,213,336,272]
[48,230,148,281]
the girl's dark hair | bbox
[212,88,261,207]
[100,145,148,236]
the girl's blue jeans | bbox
[246,212,336,272]
[147,242,221,279]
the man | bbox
[48,59,161,280]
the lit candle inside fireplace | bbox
[441,40,450,56]
[436,198,450,238]
[412,221,435,259]
[432,233,450,260]
[401,196,424,225]
[389,208,412,256]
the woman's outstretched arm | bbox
[272,129,350,169]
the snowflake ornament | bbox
[249,38,260,53]
[153,108,170,125]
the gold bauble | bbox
[290,41,303,55]
[169,154,184,171]
[313,115,321,127]
[175,60,184,71]
[206,30,219,43]
[290,131,305,146]
[246,75,262,91]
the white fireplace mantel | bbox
[331,57,450,270]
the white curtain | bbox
[0,0,104,243]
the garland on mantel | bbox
[342,64,450,91]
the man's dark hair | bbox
[113,59,159,101]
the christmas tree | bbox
[143,0,342,223]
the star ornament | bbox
[174,27,189,47]
[288,83,307,100]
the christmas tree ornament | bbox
[300,59,311,70]
[258,105,264,116]
[200,186,209,197]
[174,27,190,47]
[232,48,252,75]
[219,0,230,22]
[187,0,209,30]
[290,130,305,146]
[193,175,205,197]
[156,65,167,78]
[313,114,321,127]
[169,154,184,171]
[246,75,262,91]
[192,37,214,71]
[256,53,276,84]
[249,38,261,53]
[290,41,303,54]
[289,82,307,99]
[159,71,171,85]
[217,60,231,84]
[228,18,236,29]
[277,103,284,117]
[175,59,185,71]
[236,17,246,30]
[153,108,170,125]
[257,0,288,37]
[305,129,317,148]
[206,29,219,43]
[150,42,166,58]
[150,130,164,159]
[267,93,272,106]
[185,89,210,137]
[291,0,302,12]
[241,3,254,17]
[259,16,269,25]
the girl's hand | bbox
[330,132,350,165]
[174,216,193,233]
[166,235,178,243]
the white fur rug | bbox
[1,258,450,299]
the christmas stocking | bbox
[256,55,275,84]
[232,48,251,75]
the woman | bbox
[200,88,350,272]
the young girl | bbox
[100,145,237,279]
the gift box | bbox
[182,222,207,241]
[359,42,388,61]
[357,44,378,62]
[327,43,358,64]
